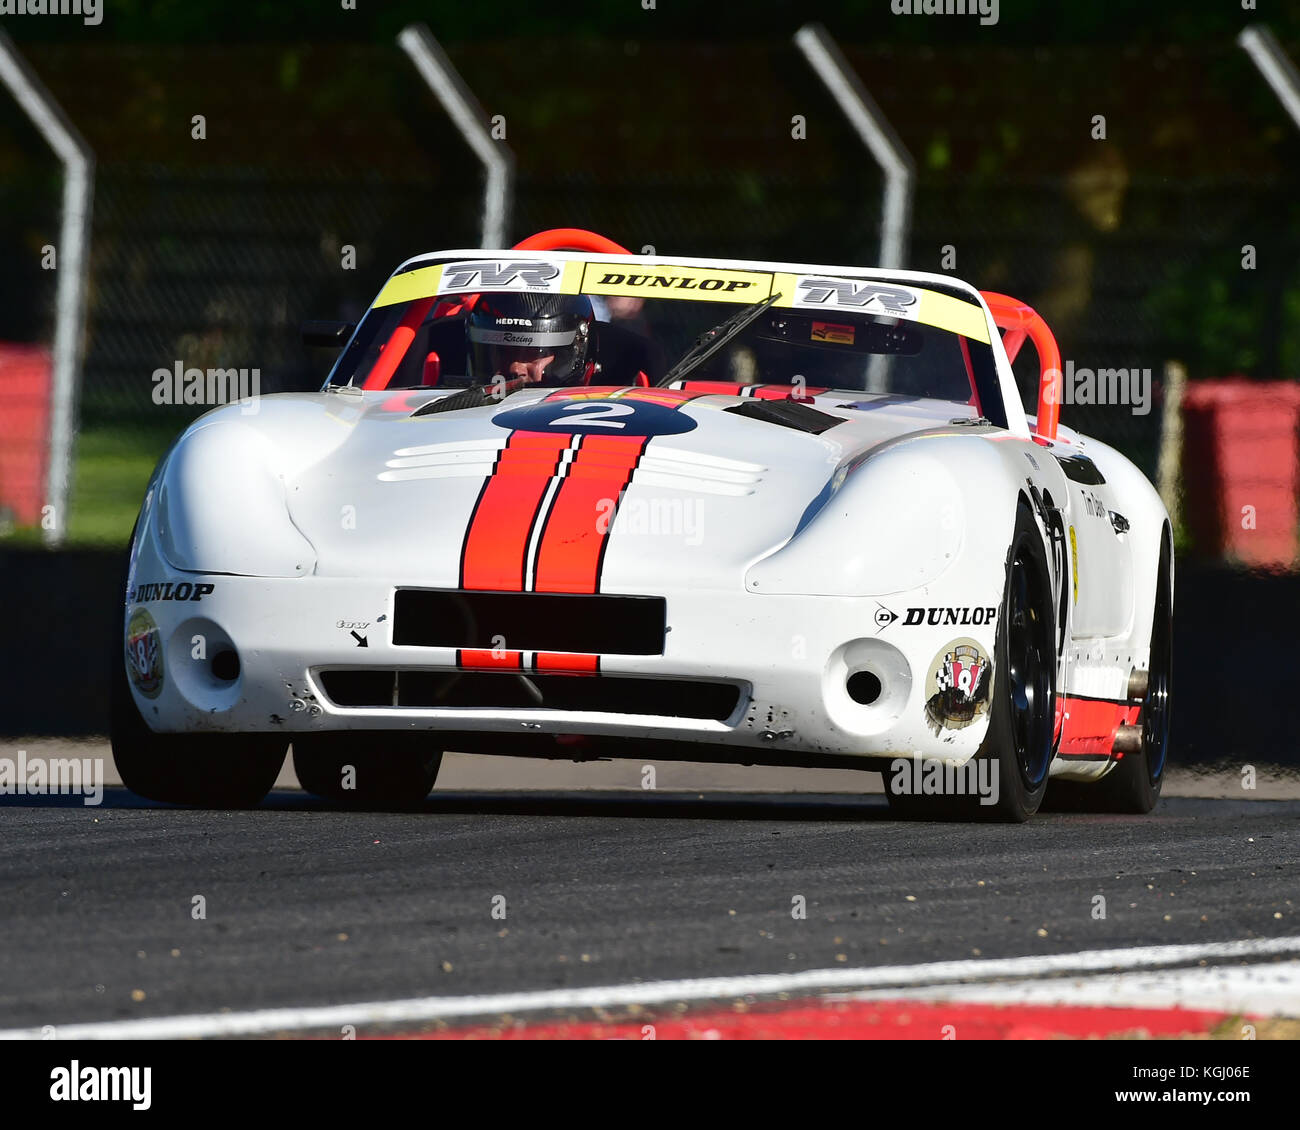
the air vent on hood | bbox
[724,400,845,434]
[1055,452,1106,485]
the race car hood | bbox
[200,386,976,593]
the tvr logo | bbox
[796,278,918,314]
[442,261,560,291]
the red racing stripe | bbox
[544,386,708,408]
[460,431,572,592]
[543,386,626,402]
[462,388,699,597]
[615,387,705,407]
[677,380,746,396]
[532,434,649,594]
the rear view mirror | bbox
[756,312,922,356]
[301,320,355,347]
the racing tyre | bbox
[885,500,1056,823]
[292,734,442,811]
[1048,535,1172,814]
[111,552,287,807]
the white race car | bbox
[112,229,1172,820]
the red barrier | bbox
[1182,378,1300,570]
[0,344,53,527]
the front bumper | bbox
[125,573,1002,765]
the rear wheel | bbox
[1051,537,1172,814]
[292,734,442,811]
[884,500,1056,823]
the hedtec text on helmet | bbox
[466,292,595,386]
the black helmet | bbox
[466,292,595,386]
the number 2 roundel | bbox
[492,398,697,436]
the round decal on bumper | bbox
[923,637,992,734]
[126,607,164,699]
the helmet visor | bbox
[468,324,582,385]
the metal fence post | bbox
[398,24,515,249]
[794,23,914,270]
[1239,25,1300,132]
[0,30,95,546]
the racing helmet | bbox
[466,292,595,386]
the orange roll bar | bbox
[362,295,436,390]
[979,291,1063,441]
[512,228,632,255]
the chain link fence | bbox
[0,37,1296,543]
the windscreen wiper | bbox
[655,291,783,387]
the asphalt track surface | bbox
[2,747,1297,1035]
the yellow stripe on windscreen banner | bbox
[771,272,990,344]
[371,259,990,342]
[372,264,444,308]
[916,290,990,344]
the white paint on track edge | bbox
[5,935,1300,1040]
[841,959,1300,1017]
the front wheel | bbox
[111,603,286,807]
[292,734,442,811]
[885,499,1057,823]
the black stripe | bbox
[524,434,585,593]
[512,438,575,593]
[518,440,573,593]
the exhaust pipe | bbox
[1113,724,1143,755]
[1127,669,1148,701]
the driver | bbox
[466,292,596,387]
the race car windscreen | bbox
[326,260,1003,423]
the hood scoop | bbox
[724,399,845,434]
